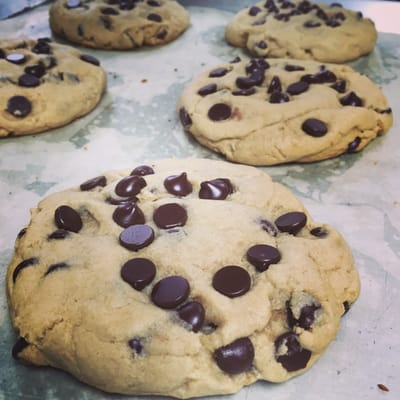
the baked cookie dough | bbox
[0,37,107,137]
[225,0,377,63]
[178,58,392,165]
[7,158,360,398]
[49,0,190,49]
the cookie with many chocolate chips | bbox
[178,58,392,165]
[0,37,107,137]
[7,158,360,398]
[225,0,377,63]
[49,0,190,49]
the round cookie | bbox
[49,0,190,50]
[178,58,393,166]
[225,0,377,63]
[0,37,107,137]
[7,158,360,398]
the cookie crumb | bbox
[141,79,148,83]
[377,383,389,392]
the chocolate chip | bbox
[12,337,29,359]
[256,40,268,49]
[130,166,154,178]
[230,56,241,63]
[212,266,251,298]
[298,0,313,13]
[6,53,26,64]
[287,80,309,95]
[249,6,262,16]
[128,338,143,354]
[315,8,328,20]
[198,83,217,97]
[156,29,167,39]
[65,0,81,8]
[177,301,205,332]
[0,49,5,58]
[80,54,100,66]
[115,175,147,197]
[284,64,305,72]
[209,67,229,78]
[246,244,281,272]
[18,74,41,88]
[153,203,187,229]
[301,118,328,137]
[326,19,341,27]
[287,297,321,330]
[6,96,32,118]
[101,6,119,14]
[269,91,289,103]
[12,257,39,283]
[45,262,69,276]
[245,58,269,74]
[121,257,156,290]
[48,229,70,240]
[54,205,82,233]
[310,226,328,237]
[342,301,350,315]
[275,211,307,235]
[32,40,51,55]
[330,79,346,93]
[179,107,192,128]
[164,172,192,196]
[119,224,155,251]
[301,70,336,84]
[43,56,57,69]
[17,227,27,239]
[340,91,363,107]
[24,62,46,78]
[275,332,311,372]
[199,178,233,200]
[274,13,290,21]
[120,0,135,10]
[236,76,257,90]
[100,15,113,30]
[347,136,361,153]
[208,103,232,121]
[80,175,107,191]
[267,76,282,94]
[380,107,392,114]
[214,337,254,374]
[113,203,145,228]
[106,196,137,205]
[304,20,321,28]
[260,219,278,236]
[147,13,162,22]
[148,0,161,6]
[232,87,256,96]
[151,275,190,309]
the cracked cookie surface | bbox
[7,158,360,398]
[49,0,190,49]
[178,58,392,166]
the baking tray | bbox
[0,1,399,399]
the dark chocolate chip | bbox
[304,20,321,28]
[287,300,321,329]
[131,165,154,176]
[119,224,155,251]
[330,2,343,7]
[12,337,29,359]
[334,11,346,20]
[80,175,107,191]
[275,211,307,235]
[65,0,81,8]
[208,103,232,121]
[269,91,289,103]
[249,5,262,16]
[106,196,137,205]
[246,244,281,272]
[267,76,282,94]
[24,62,46,78]
[281,0,295,9]
[17,227,27,239]
[330,79,346,93]
[284,64,305,72]
[347,136,362,153]
[128,338,143,354]
[342,301,350,315]
[32,40,51,55]
[153,203,187,229]
[287,80,309,95]
[199,178,233,200]
[6,53,26,64]
[164,172,192,196]
[12,257,39,283]
[340,91,363,107]
[80,54,100,66]
[113,203,145,228]
[230,56,241,63]
[214,337,254,375]
[212,266,251,298]
[298,0,313,13]
[256,40,268,49]
[310,226,328,237]
[232,87,256,96]
[121,257,156,290]
[301,70,336,84]
[101,6,119,14]
[326,19,341,27]
[275,332,311,372]
[315,8,328,20]
[274,12,290,21]
[148,0,161,6]
[54,205,83,233]
[115,175,147,197]
[245,58,269,74]
[179,107,192,128]
[380,107,392,114]
[147,13,162,22]
[48,229,70,240]
[6,96,32,118]
[45,262,69,276]
[236,76,257,90]
[301,118,328,137]
[18,74,41,88]
[151,275,190,309]
[260,219,278,236]
[209,67,229,78]
[156,29,168,39]
[198,83,217,97]
[177,301,205,332]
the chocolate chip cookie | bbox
[7,158,360,398]
[49,0,190,49]
[225,0,377,63]
[178,58,392,165]
[0,37,107,137]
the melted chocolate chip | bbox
[246,244,281,272]
[214,337,254,375]
[32,40,51,55]
[80,54,100,66]
[260,219,278,236]
[24,62,46,78]
[310,226,328,237]
[340,91,363,107]
[287,299,321,330]
[12,337,29,359]
[65,0,81,8]
[301,70,336,84]
[48,229,70,240]
[199,178,233,200]
[269,91,289,103]
[12,257,39,283]
[267,76,282,94]
[121,258,156,290]
[177,301,205,332]
[286,80,309,95]
[198,83,217,97]
[164,172,192,196]
[113,203,145,227]
[131,165,154,176]
[209,67,229,78]
[6,53,26,64]
[179,107,192,128]
[275,211,307,235]
[275,332,311,372]
[212,266,251,298]
[151,275,190,309]
[128,338,143,354]
[347,136,362,153]
[80,175,107,191]
[342,301,350,315]
[6,96,32,118]
[147,13,162,22]
[115,175,147,197]
[330,79,346,93]
[301,118,328,137]
[119,224,155,251]
[208,103,232,121]
[245,58,269,74]
[45,262,69,276]
[153,203,187,229]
